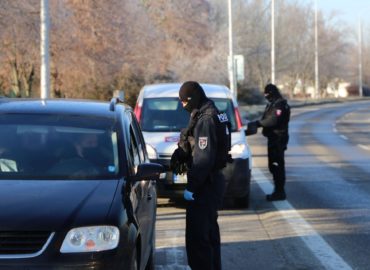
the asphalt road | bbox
[154,100,370,270]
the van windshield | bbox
[140,98,237,132]
[0,114,119,180]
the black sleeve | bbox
[186,116,217,194]
[259,103,285,128]
[245,121,258,136]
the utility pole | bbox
[314,0,319,99]
[271,0,275,84]
[358,18,363,97]
[40,0,50,99]
[228,0,237,97]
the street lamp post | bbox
[358,18,363,97]
[314,0,319,99]
[40,0,50,99]
[228,0,237,97]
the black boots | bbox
[266,191,286,201]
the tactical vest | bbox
[262,99,290,138]
[214,112,232,169]
[185,109,232,170]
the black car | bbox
[0,98,163,270]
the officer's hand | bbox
[179,128,188,141]
[178,163,188,175]
[171,148,181,167]
[171,149,188,175]
[170,149,180,171]
[245,121,259,136]
[170,147,186,164]
[184,189,194,201]
[172,161,188,175]
[251,120,261,127]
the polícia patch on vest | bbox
[217,112,228,123]
[198,137,208,150]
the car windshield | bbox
[0,114,119,180]
[140,98,237,132]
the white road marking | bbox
[358,144,370,151]
[340,135,348,140]
[253,167,353,270]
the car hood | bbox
[143,131,179,157]
[0,179,119,231]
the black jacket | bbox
[185,100,230,195]
[260,97,290,140]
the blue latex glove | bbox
[184,189,194,201]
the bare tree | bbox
[0,0,368,101]
[0,0,39,97]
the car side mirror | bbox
[134,163,164,181]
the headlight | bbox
[146,144,157,159]
[230,143,246,155]
[60,226,119,253]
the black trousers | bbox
[186,203,221,270]
[267,138,287,193]
[185,171,224,270]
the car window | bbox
[129,126,141,167]
[131,113,146,162]
[140,98,189,132]
[0,114,119,180]
[140,97,237,132]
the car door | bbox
[126,112,156,261]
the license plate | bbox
[173,173,187,184]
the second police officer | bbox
[170,81,231,270]
[247,83,290,201]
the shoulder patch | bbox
[217,112,229,123]
[198,137,208,150]
[276,109,282,116]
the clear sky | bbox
[315,0,370,26]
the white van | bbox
[134,83,252,207]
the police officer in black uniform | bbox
[247,83,290,201]
[170,81,231,270]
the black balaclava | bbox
[264,83,281,103]
[179,81,207,112]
